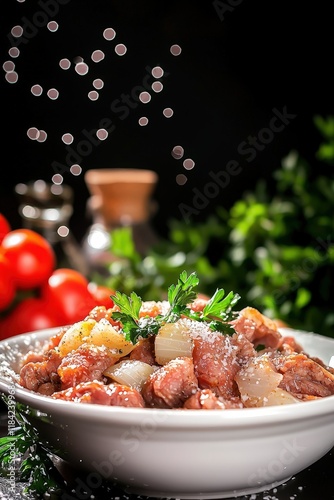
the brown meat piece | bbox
[184,389,244,409]
[232,307,282,348]
[21,351,45,366]
[139,301,168,318]
[231,332,257,365]
[142,356,198,408]
[107,383,146,407]
[58,344,116,390]
[277,336,334,375]
[192,332,239,398]
[277,335,304,354]
[85,305,122,329]
[274,353,334,398]
[37,382,58,396]
[19,349,62,393]
[44,327,67,350]
[20,328,68,367]
[53,381,145,407]
[129,336,156,365]
[188,295,210,313]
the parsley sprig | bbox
[112,270,240,342]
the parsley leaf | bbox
[179,287,241,335]
[164,270,199,322]
[202,289,241,322]
[111,290,144,342]
[112,290,142,321]
[111,271,241,343]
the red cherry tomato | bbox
[88,282,115,309]
[0,253,16,311]
[1,229,55,290]
[41,268,97,324]
[0,297,63,339]
[0,214,11,244]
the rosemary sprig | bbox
[0,396,64,497]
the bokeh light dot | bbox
[91,50,105,63]
[152,66,164,78]
[139,91,151,104]
[11,25,23,38]
[163,108,174,118]
[96,129,108,140]
[75,62,89,75]
[93,78,104,89]
[62,133,74,145]
[9,47,20,58]
[5,71,18,84]
[50,184,63,195]
[171,145,184,159]
[47,21,58,32]
[52,174,63,185]
[139,117,149,126]
[59,58,71,70]
[36,130,47,143]
[115,44,127,56]
[58,226,69,238]
[34,180,47,193]
[15,183,27,196]
[31,84,43,96]
[70,164,82,176]
[5,71,18,83]
[27,127,40,140]
[47,88,59,100]
[170,44,182,56]
[103,28,116,40]
[3,61,15,72]
[88,90,99,101]
[176,174,187,185]
[152,81,163,93]
[183,158,195,170]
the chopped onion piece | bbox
[58,319,96,356]
[58,318,134,357]
[235,355,283,407]
[155,321,193,365]
[104,359,156,391]
[88,319,134,357]
[262,388,300,406]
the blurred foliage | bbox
[99,116,334,337]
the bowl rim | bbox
[1,326,334,428]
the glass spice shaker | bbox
[14,180,90,277]
[82,168,159,276]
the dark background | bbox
[1,0,333,242]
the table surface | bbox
[0,408,333,500]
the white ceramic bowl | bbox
[1,327,334,499]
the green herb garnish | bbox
[112,270,240,342]
[0,397,64,497]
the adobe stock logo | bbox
[247,438,307,487]
[178,106,296,223]
[212,0,244,22]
